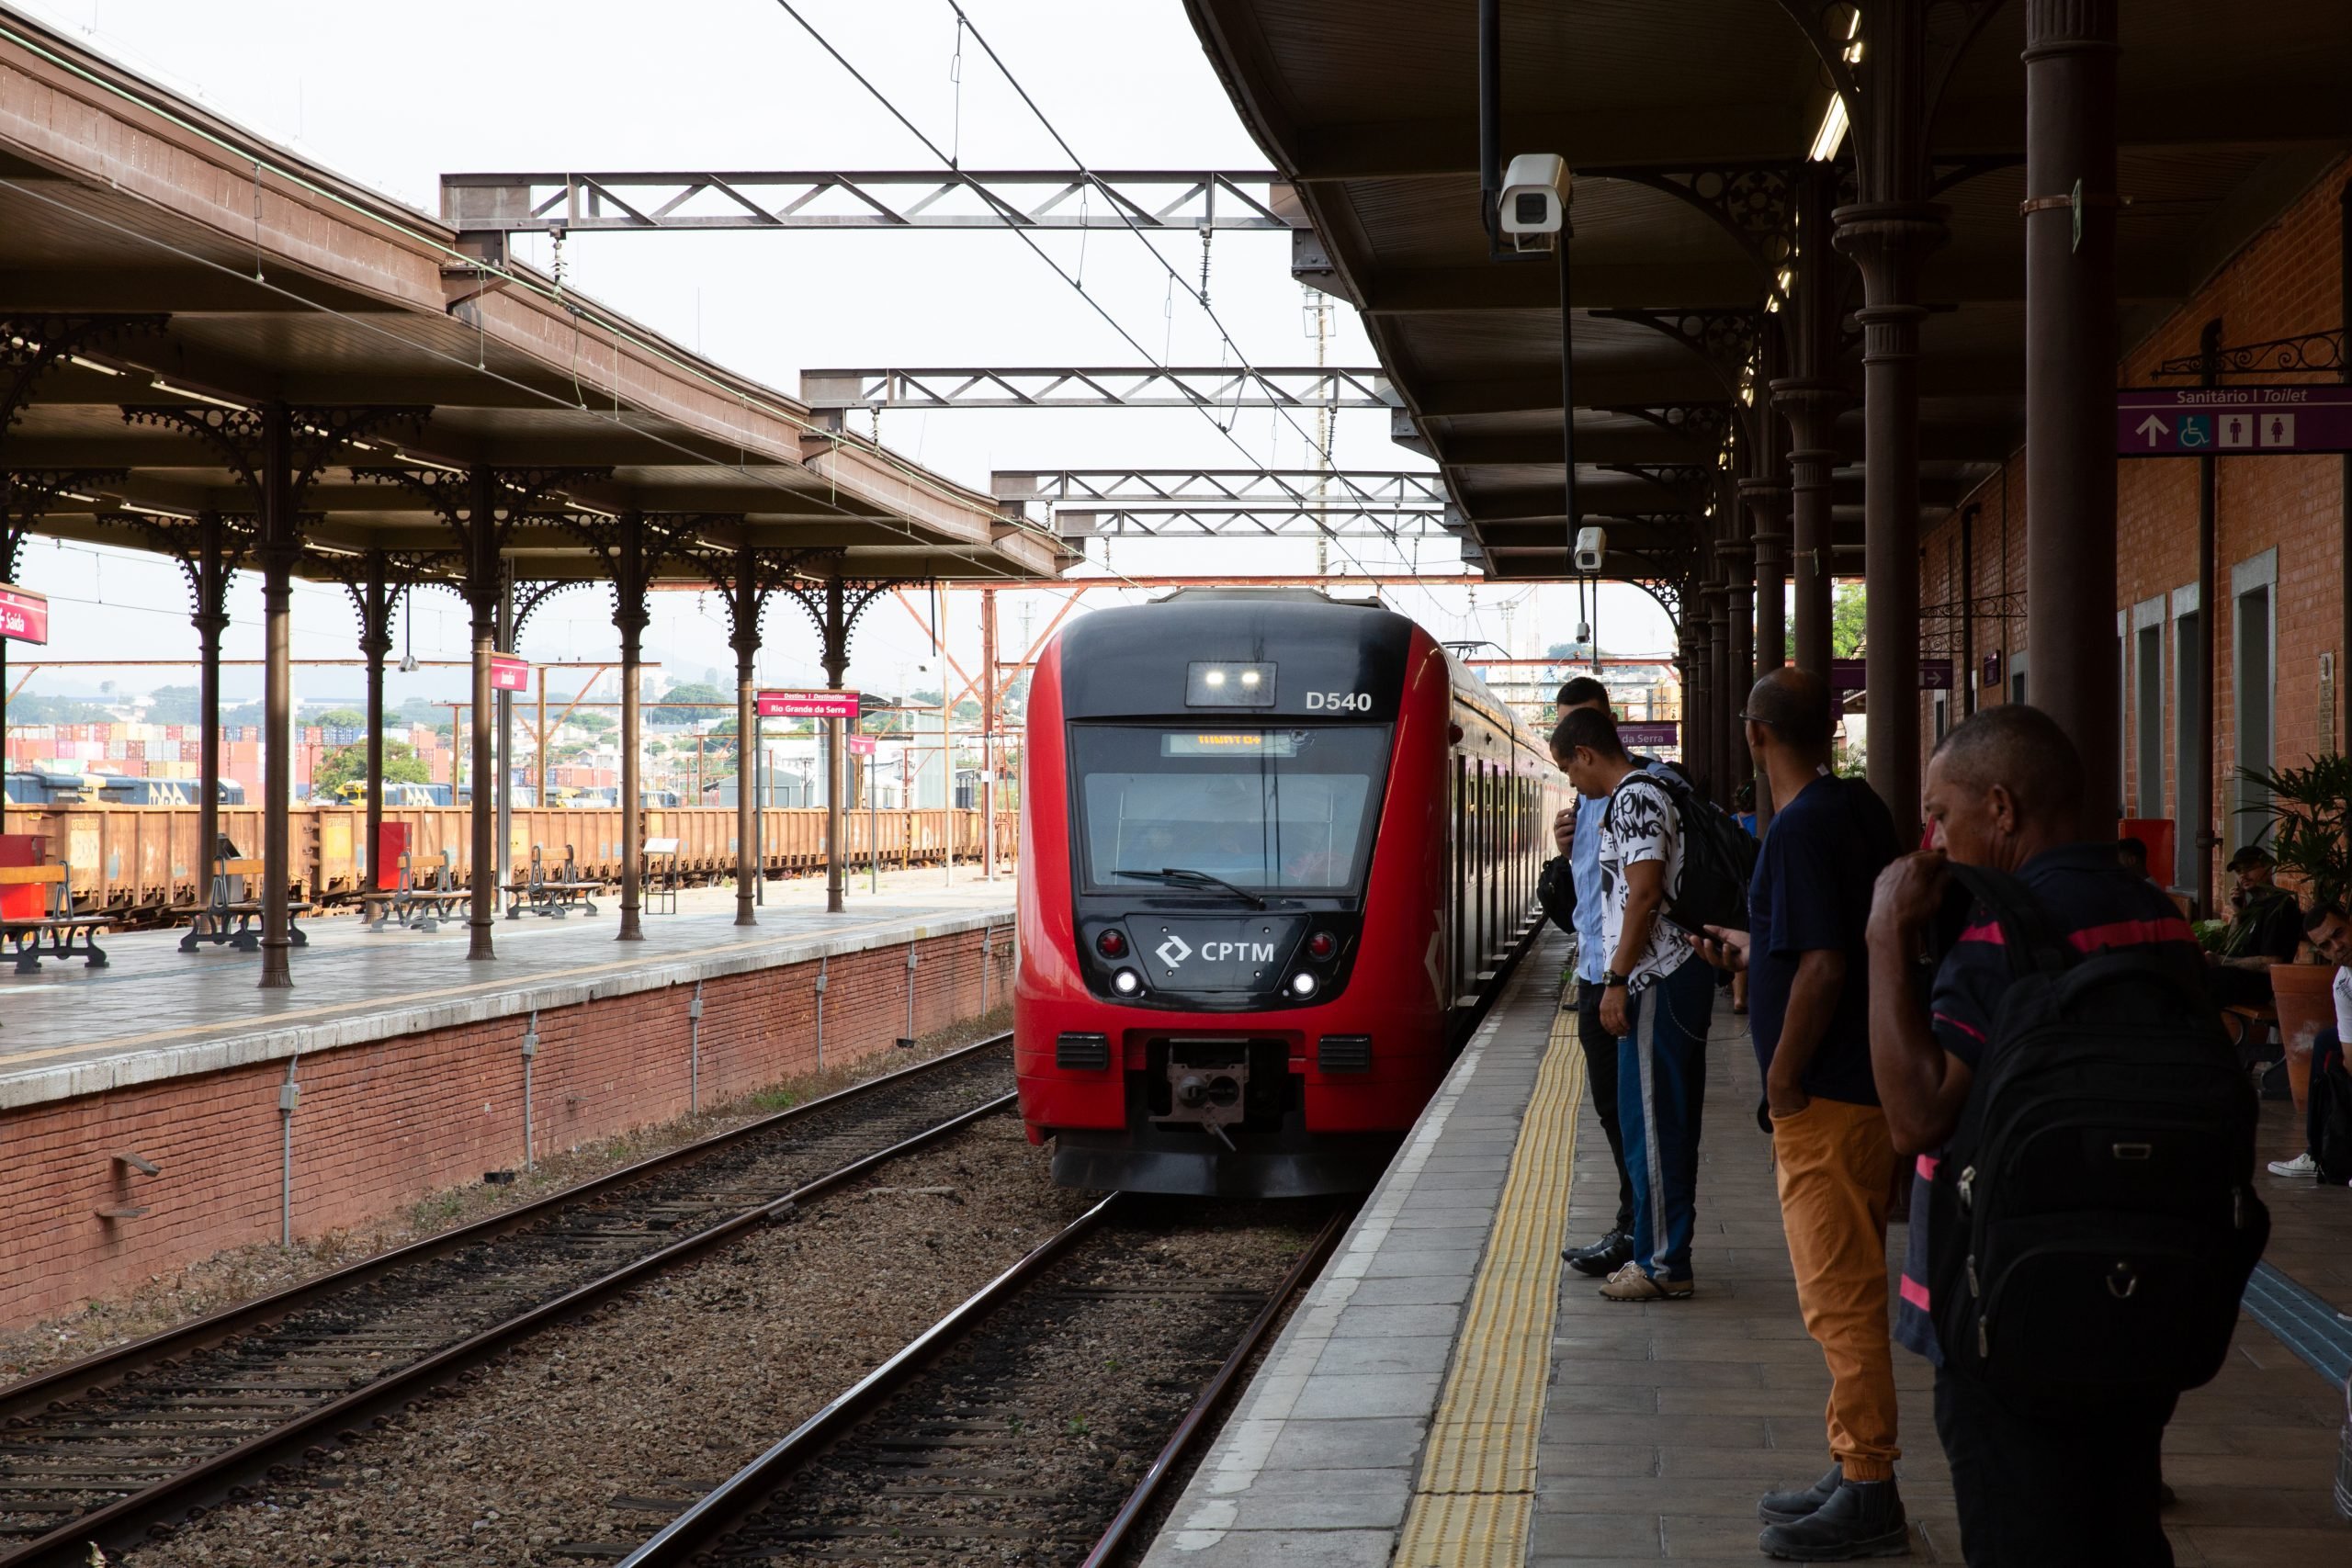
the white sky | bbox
[3,0,1677,715]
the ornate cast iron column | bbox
[2023,0,2121,836]
[8,468,127,808]
[782,574,895,917]
[1771,164,1849,681]
[1719,472,1756,812]
[684,532,812,928]
[557,510,681,943]
[1742,472,1792,828]
[131,401,424,984]
[360,463,601,960]
[255,406,299,989]
[97,503,241,897]
[1800,0,1998,832]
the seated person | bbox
[2118,834,2154,884]
[2267,903,2352,1179]
[2207,844,2304,1010]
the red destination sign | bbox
[489,653,532,693]
[756,689,861,720]
[0,583,47,645]
[2117,385,2352,457]
[846,735,877,757]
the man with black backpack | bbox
[1543,678,1689,1280]
[1865,705,2267,1567]
[1556,705,1755,1302]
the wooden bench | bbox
[178,857,313,953]
[643,836,681,916]
[0,863,110,976]
[507,843,603,920]
[358,851,472,933]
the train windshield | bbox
[1070,724,1391,894]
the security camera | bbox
[1498,153,1570,251]
[1574,525,1607,574]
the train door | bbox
[1448,751,1465,1009]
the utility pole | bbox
[1305,285,1334,578]
[981,588,998,883]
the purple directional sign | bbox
[1618,721,1679,749]
[2117,385,2352,457]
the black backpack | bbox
[1608,769,1758,932]
[1925,864,2268,1401]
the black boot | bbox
[1758,1465,1843,1525]
[1757,1477,1909,1561]
[1562,1227,1633,1276]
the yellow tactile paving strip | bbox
[1393,1001,1582,1568]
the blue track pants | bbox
[1615,956,1713,1282]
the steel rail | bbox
[1080,1201,1353,1568]
[618,1192,1126,1567]
[0,1035,1014,1568]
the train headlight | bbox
[1113,968,1143,996]
[1289,972,1318,998]
[1187,660,1276,707]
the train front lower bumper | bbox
[1014,1008,1445,1196]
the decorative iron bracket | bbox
[2153,328,2345,380]
[6,468,127,582]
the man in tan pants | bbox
[1691,670,1907,1560]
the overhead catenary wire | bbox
[769,0,1430,609]
[926,2,1486,630]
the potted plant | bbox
[2237,752,2352,1108]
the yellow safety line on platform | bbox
[0,912,923,1069]
[1393,999,1582,1568]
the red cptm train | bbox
[1014,589,1568,1197]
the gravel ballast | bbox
[118,1113,1090,1567]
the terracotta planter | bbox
[2271,961,2336,1114]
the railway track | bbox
[0,1035,1018,1568]
[618,1194,1349,1568]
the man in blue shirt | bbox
[1549,677,1679,1276]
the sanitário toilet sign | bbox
[2117,385,2352,457]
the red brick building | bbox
[1919,158,2351,903]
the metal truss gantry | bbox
[993,468,1448,539]
[1046,506,1454,540]
[800,367,1397,415]
[442,171,1304,234]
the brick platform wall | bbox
[0,928,1015,1330]
[1918,153,2351,874]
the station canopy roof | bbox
[0,12,1069,591]
[1182,0,2352,579]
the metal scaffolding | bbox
[441,170,1304,234]
[799,367,1397,414]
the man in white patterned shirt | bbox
[1555,706,1714,1301]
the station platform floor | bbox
[0,870,1015,1112]
[1146,931,2352,1567]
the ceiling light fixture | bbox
[149,376,250,412]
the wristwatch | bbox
[1603,971,1630,988]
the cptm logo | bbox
[1155,933,1193,968]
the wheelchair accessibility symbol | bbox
[2177,414,2212,448]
